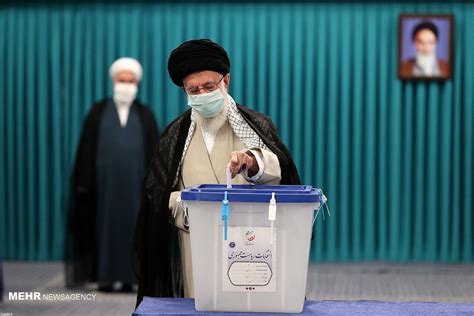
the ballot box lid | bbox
[181,184,321,203]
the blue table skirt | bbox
[133,297,474,315]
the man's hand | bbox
[227,151,259,178]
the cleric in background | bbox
[133,39,300,306]
[66,58,160,292]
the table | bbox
[133,297,474,315]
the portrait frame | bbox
[398,14,454,81]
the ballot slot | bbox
[181,184,322,313]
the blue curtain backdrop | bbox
[0,2,472,261]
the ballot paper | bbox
[222,227,276,292]
[226,167,232,189]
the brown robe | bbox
[400,59,450,78]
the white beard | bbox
[193,86,229,136]
[416,52,437,76]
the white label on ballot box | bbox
[222,227,276,292]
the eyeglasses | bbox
[184,76,224,95]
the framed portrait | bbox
[398,14,454,80]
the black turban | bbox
[412,21,439,41]
[167,39,231,86]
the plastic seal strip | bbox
[313,189,329,226]
[221,191,229,240]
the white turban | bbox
[109,57,143,82]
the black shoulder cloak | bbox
[65,98,160,287]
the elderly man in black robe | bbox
[67,58,159,292]
[133,39,300,305]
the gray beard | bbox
[193,97,230,136]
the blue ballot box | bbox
[181,185,323,313]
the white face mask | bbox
[113,83,138,106]
[187,88,225,119]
